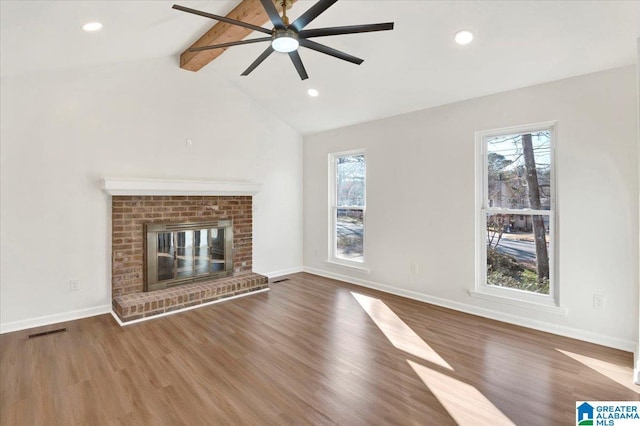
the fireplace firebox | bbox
[144,221,233,292]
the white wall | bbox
[0,57,303,332]
[304,66,639,351]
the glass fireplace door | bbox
[176,230,194,280]
[194,229,210,277]
[210,229,225,272]
[145,221,233,292]
[157,232,174,282]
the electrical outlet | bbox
[69,280,80,292]
[410,263,419,274]
[593,294,605,309]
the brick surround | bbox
[111,196,253,297]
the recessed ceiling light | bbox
[82,22,103,32]
[307,88,319,97]
[454,30,473,45]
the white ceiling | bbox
[1,1,639,135]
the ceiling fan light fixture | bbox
[272,29,299,53]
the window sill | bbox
[325,259,370,274]
[468,290,568,316]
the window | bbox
[476,123,557,305]
[329,151,366,266]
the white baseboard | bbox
[0,304,112,334]
[303,267,636,353]
[258,266,304,279]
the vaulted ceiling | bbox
[1,1,638,134]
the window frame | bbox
[328,149,367,270]
[474,121,560,308]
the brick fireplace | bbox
[103,179,268,324]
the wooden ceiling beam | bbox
[179,0,297,72]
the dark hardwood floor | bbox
[1,273,637,425]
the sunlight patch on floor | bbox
[351,292,453,370]
[407,360,515,426]
[556,348,639,394]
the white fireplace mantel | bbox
[102,178,261,196]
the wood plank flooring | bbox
[1,273,638,425]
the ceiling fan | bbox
[173,0,394,80]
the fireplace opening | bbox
[144,220,233,292]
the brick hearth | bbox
[112,272,268,323]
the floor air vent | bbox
[28,328,67,339]
[272,278,290,283]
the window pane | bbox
[487,131,551,210]
[336,154,365,207]
[486,213,550,294]
[336,209,363,262]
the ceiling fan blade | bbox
[299,22,394,38]
[173,4,271,35]
[290,0,338,32]
[288,51,309,80]
[189,37,272,52]
[241,46,275,76]
[299,39,363,65]
[260,0,285,29]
